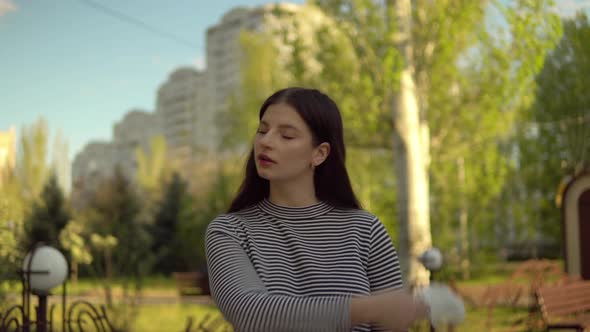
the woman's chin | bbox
[256,169,273,180]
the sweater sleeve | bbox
[205,215,353,332]
[367,217,404,292]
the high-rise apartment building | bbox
[204,3,299,148]
[71,141,122,209]
[113,109,160,152]
[71,109,159,201]
[206,7,257,112]
[112,109,161,180]
[156,67,207,171]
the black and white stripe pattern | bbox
[205,199,403,331]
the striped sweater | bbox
[205,199,404,332]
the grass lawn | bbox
[4,266,557,332]
[66,275,178,296]
[52,303,531,332]
[19,302,226,332]
[455,305,534,332]
[133,303,228,332]
[5,297,536,332]
[135,304,535,332]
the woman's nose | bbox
[257,131,274,148]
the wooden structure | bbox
[480,259,563,308]
[173,271,210,296]
[558,171,590,280]
[536,280,590,331]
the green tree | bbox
[0,200,19,270]
[16,118,51,203]
[0,119,50,250]
[347,148,398,236]
[530,12,590,176]
[1,118,69,256]
[313,0,561,281]
[0,118,72,304]
[23,172,71,250]
[150,172,191,274]
[83,167,152,310]
[0,199,20,309]
[180,166,239,271]
[426,0,561,270]
[135,135,170,197]
[59,219,93,285]
[507,12,590,253]
[0,171,25,256]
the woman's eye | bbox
[256,129,267,134]
[282,136,294,140]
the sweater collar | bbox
[257,198,334,220]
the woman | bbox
[205,87,428,331]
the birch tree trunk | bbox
[393,0,432,287]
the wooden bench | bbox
[481,259,563,308]
[537,280,590,331]
[478,260,565,330]
[173,272,210,296]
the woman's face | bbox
[254,102,328,182]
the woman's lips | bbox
[258,153,276,167]
[259,159,274,167]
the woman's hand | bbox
[351,288,429,331]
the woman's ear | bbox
[312,142,330,167]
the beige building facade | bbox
[155,67,207,172]
[113,109,160,151]
[0,126,17,183]
[71,109,159,200]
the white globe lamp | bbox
[419,247,443,272]
[22,245,69,294]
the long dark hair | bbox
[227,87,361,212]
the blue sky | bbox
[0,0,588,163]
[0,0,304,161]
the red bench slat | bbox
[537,280,590,331]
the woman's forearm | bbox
[351,289,429,331]
[350,295,375,326]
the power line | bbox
[76,0,200,51]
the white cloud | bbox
[0,0,17,16]
[554,0,590,17]
[192,55,205,71]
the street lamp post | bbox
[418,247,466,332]
[419,247,444,279]
[22,244,68,332]
[419,247,443,332]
